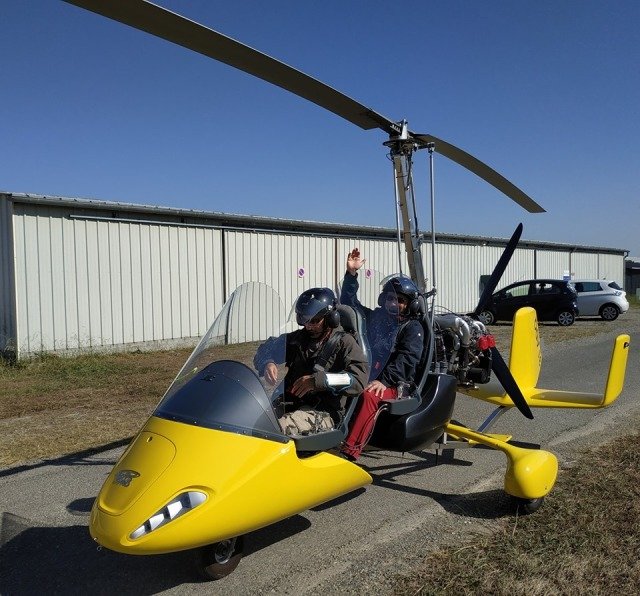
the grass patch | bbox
[392,434,640,595]
[0,348,191,465]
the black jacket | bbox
[254,325,369,422]
[340,272,424,387]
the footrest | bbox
[291,429,345,452]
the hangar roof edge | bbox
[1,191,627,255]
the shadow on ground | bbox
[0,510,312,595]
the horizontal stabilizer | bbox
[462,307,631,410]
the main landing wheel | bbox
[513,496,545,515]
[197,536,244,580]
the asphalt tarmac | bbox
[1,327,639,595]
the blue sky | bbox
[2,1,639,255]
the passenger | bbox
[254,287,369,436]
[339,248,424,460]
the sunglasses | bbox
[385,294,409,305]
[306,314,325,325]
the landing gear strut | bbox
[513,496,545,515]
[197,536,244,580]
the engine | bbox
[432,313,495,386]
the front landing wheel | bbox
[512,496,545,515]
[197,536,244,580]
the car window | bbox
[535,282,560,295]
[508,283,530,297]
[608,281,622,290]
[576,282,601,293]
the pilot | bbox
[339,248,424,460]
[254,287,369,436]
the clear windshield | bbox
[155,282,289,441]
[153,280,404,439]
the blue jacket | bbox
[340,272,424,387]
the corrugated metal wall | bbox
[335,237,408,310]
[225,230,336,333]
[597,253,624,284]
[0,197,16,356]
[2,194,627,358]
[571,252,599,279]
[535,250,571,278]
[11,202,224,355]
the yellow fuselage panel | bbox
[90,416,371,554]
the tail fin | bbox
[509,307,541,389]
[602,335,631,406]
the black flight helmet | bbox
[295,287,340,327]
[379,276,421,317]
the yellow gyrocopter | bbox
[60,0,630,580]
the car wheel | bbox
[600,304,619,321]
[557,310,575,326]
[478,310,495,325]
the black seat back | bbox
[337,304,371,368]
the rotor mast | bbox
[385,121,427,293]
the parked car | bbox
[573,279,629,321]
[478,279,579,326]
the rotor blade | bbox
[474,223,523,316]
[63,0,399,135]
[490,347,534,419]
[412,134,545,213]
[65,1,544,214]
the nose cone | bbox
[90,416,371,554]
[98,432,176,515]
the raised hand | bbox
[346,247,366,276]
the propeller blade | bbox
[65,1,544,213]
[412,134,545,213]
[490,347,534,419]
[63,0,399,135]
[474,223,523,317]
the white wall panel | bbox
[72,218,91,349]
[11,203,224,354]
[536,250,570,279]
[570,252,598,279]
[424,244,534,314]
[225,231,335,332]
[3,194,626,358]
[598,253,624,285]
